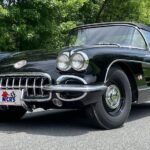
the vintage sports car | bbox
[0,22,150,129]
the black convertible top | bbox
[73,22,150,32]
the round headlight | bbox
[71,52,89,71]
[57,53,70,71]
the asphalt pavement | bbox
[0,104,150,150]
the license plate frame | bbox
[0,90,22,106]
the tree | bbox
[1,0,150,52]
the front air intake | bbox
[56,75,87,101]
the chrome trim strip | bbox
[134,27,149,50]
[56,75,87,85]
[12,78,15,89]
[138,87,150,91]
[41,78,44,96]
[104,59,150,83]
[6,78,9,89]
[25,78,29,96]
[0,72,51,79]
[138,28,149,50]
[33,78,36,96]
[70,48,82,55]
[43,84,107,92]
[145,54,150,58]
[0,85,48,89]
[19,77,21,90]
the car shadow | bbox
[128,103,150,122]
[0,103,150,136]
[0,109,94,136]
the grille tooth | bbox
[2,78,6,87]
[8,78,13,88]
[21,78,26,87]
[41,78,44,96]
[12,78,15,89]
[0,78,2,88]
[33,78,36,96]
[19,77,22,89]
[28,78,34,86]
[6,78,9,89]
[25,78,29,96]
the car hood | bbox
[0,49,60,80]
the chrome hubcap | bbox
[105,85,121,109]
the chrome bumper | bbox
[43,84,107,92]
[43,75,107,102]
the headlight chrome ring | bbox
[57,52,71,71]
[71,51,89,71]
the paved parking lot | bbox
[0,104,150,150]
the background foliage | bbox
[0,0,150,52]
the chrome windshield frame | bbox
[67,23,149,51]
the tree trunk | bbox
[95,0,110,22]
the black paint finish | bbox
[0,49,60,81]
[1,23,150,108]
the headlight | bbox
[57,52,70,71]
[71,52,89,71]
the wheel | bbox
[86,67,132,129]
[0,106,26,121]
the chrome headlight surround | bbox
[57,52,71,71]
[71,51,89,71]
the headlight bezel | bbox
[57,51,89,72]
[57,52,71,71]
[71,51,89,71]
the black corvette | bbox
[0,22,150,129]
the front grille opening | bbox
[28,78,34,86]
[58,78,85,100]
[1,78,6,86]
[43,91,49,96]
[0,73,51,101]
[28,88,34,95]
[43,78,50,85]
[21,78,26,86]
[36,88,42,96]
[8,78,13,86]
[15,78,19,86]
[36,78,42,86]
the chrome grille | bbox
[0,73,51,101]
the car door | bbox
[141,30,150,87]
[136,29,150,102]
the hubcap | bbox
[105,85,121,109]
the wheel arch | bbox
[105,61,138,102]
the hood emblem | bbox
[14,60,27,69]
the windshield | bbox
[68,25,146,48]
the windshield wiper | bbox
[96,42,121,47]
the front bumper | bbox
[0,73,107,107]
[43,84,107,92]
[42,75,107,104]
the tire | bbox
[0,106,26,121]
[86,68,132,129]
